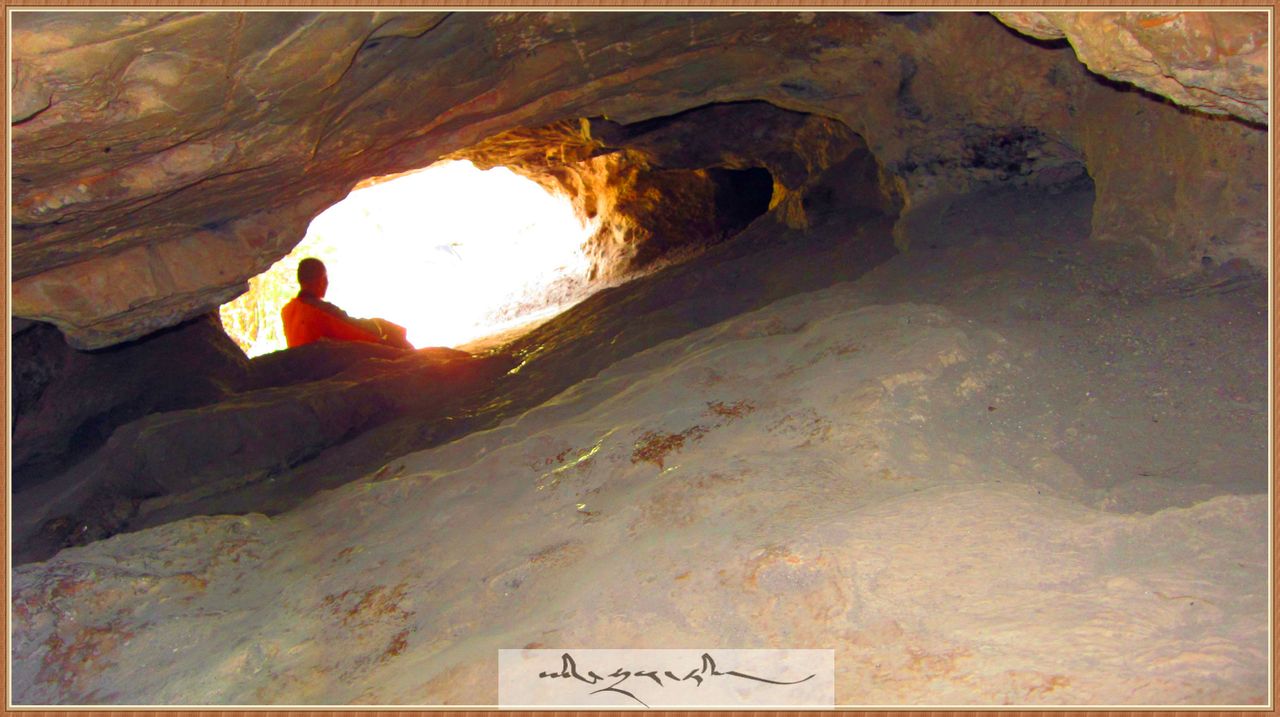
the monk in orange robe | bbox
[281,258,412,349]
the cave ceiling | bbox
[9,10,1269,349]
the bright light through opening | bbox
[220,161,597,357]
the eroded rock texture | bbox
[12,337,515,565]
[11,184,1269,702]
[12,314,249,492]
[8,11,1270,706]
[454,103,894,278]
[11,11,1268,349]
[996,11,1268,125]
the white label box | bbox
[498,648,835,708]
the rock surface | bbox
[12,314,251,492]
[10,11,1268,348]
[12,149,898,566]
[11,341,515,565]
[456,103,895,278]
[996,11,1267,125]
[8,13,1270,705]
[11,185,1268,705]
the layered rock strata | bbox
[996,11,1268,125]
[11,11,1267,349]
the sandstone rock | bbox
[1076,72,1269,269]
[12,345,516,566]
[996,11,1267,125]
[12,314,250,492]
[8,13,1267,704]
[12,131,899,567]
[10,11,1268,348]
[245,339,409,390]
[146,192,899,549]
[10,268,1266,704]
[456,102,889,277]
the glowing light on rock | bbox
[221,161,596,356]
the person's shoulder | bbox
[299,293,353,319]
[294,293,329,310]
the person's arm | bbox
[315,310,386,344]
[296,296,387,344]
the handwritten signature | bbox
[537,651,815,707]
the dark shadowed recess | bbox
[710,167,775,239]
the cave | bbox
[8,10,1270,706]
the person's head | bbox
[297,257,328,297]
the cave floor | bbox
[838,185,1268,513]
[11,184,1269,705]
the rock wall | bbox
[1077,79,1268,269]
[12,338,515,565]
[11,109,902,562]
[455,102,895,279]
[10,11,1268,349]
[10,208,1268,701]
[995,11,1267,125]
[12,315,250,491]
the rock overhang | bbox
[10,10,1269,349]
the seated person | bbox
[281,258,413,350]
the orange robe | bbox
[281,292,385,348]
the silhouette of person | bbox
[281,257,413,350]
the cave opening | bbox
[219,159,599,356]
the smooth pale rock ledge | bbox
[12,291,1267,706]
